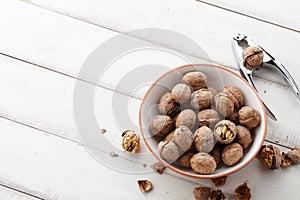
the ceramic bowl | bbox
[139,63,267,178]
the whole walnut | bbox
[182,71,207,91]
[198,109,221,128]
[171,83,192,104]
[191,89,213,110]
[149,115,174,137]
[158,92,179,116]
[243,46,264,70]
[175,109,197,129]
[214,92,234,118]
[222,143,243,166]
[164,131,174,142]
[173,126,194,153]
[235,125,253,149]
[190,153,217,174]
[194,126,215,153]
[223,86,244,109]
[177,152,194,168]
[238,106,260,128]
[214,120,237,144]
[158,140,180,163]
[209,144,223,168]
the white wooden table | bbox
[1,0,300,199]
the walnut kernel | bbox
[214,120,237,144]
[121,130,140,153]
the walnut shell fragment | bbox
[151,162,166,174]
[234,182,251,200]
[193,187,212,200]
[281,152,293,168]
[210,189,226,200]
[121,130,140,153]
[286,148,300,164]
[210,176,228,188]
[137,180,153,193]
[258,145,281,169]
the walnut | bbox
[258,145,281,169]
[173,126,194,153]
[158,140,180,163]
[137,180,153,193]
[286,148,300,164]
[191,89,213,110]
[210,189,226,200]
[172,83,192,104]
[164,131,174,142]
[149,115,174,137]
[222,143,243,166]
[158,92,179,116]
[194,126,215,153]
[193,187,212,200]
[214,92,234,118]
[210,176,228,188]
[175,109,197,129]
[214,120,237,144]
[182,71,207,91]
[223,86,244,109]
[209,144,223,168]
[235,125,253,149]
[121,130,140,153]
[238,106,261,128]
[234,182,251,200]
[243,46,264,70]
[190,153,217,175]
[198,109,221,128]
[281,152,293,168]
[177,152,194,168]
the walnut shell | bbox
[258,145,281,169]
[171,83,192,104]
[177,152,194,168]
[190,153,217,174]
[214,92,234,118]
[209,144,223,168]
[238,106,260,128]
[243,46,264,69]
[286,148,300,164]
[158,140,180,163]
[173,126,194,153]
[149,115,174,137]
[194,126,215,153]
[191,89,212,110]
[198,109,221,128]
[214,120,237,144]
[234,183,251,200]
[193,187,212,200]
[235,125,253,149]
[182,71,207,91]
[222,143,243,166]
[175,109,197,129]
[223,86,244,109]
[158,92,179,116]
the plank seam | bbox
[0,183,44,200]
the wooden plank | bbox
[15,0,300,83]
[197,0,300,32]
[0,109,300,200]
[0,186,40,200]
[2,0,299,87]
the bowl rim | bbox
[139,63,267,178]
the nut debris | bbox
[234,182,251,200]
[109,151,118,157]
[100,128,107,134]
[151,162,166,174]
[137,180,153,193]
[121,130,140,153]
[210,176,228,188]
[210,189,226,200]
[193,187,212,200]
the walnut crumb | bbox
[100,128,107,134]
[109,151,118,157]
[151,162,166,174]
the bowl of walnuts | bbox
[139,63,267,178]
